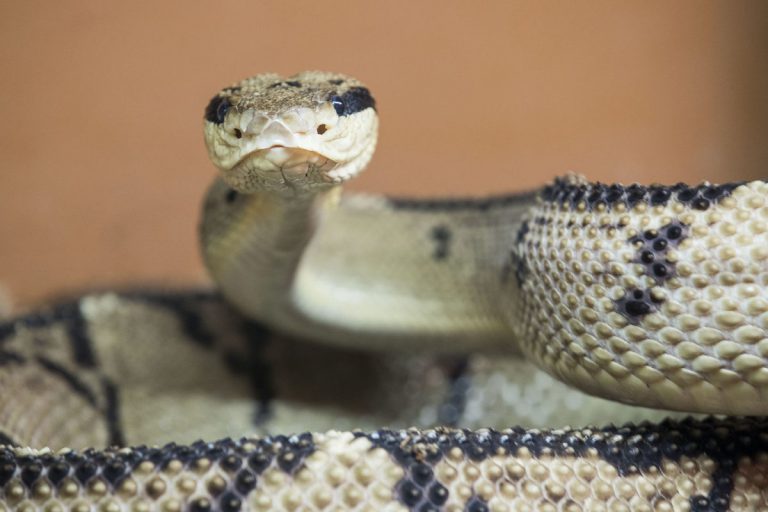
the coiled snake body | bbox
[1,72,767,511]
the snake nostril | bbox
[316,124,328,135]
[234,128,242,139]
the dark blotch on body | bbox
[628,220,688,287]
[430,225,452,261]
[615,288,663,323]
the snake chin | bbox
[222,147,340,193]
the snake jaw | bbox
[221,147,339,193]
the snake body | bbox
[1,71,767,510]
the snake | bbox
[1,71,767,511]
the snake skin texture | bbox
[512,176,768,416]
[1,417,767,511]
[0,292,680,449]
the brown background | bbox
[1,1,767,310]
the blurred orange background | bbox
[1,1,766,310]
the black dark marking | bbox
[614,220,689,322]
[329,86,376,116]
[540,177,746,212]
[399,479,423,507]
[221,320,274,426]
[359,417,768,512]
[221,454,242,472]
[430,225,452,260]
[204,95,231,124]
[235,469,257,494]
[0,432,17,447]
[0,350,24,365]
[102,459,126,484]
[0,418,760,509]
[466,495,489,512]
[0,301,97,366]
[61,301,98,367]
[0,302,95,366]
[276,433,314,474]
[47,461,70,485]
[330,95,345,116]
[135,293,218,347]
[103,379,124,447]
[190,498,212,512]
[121,292,275,427]
[437,358,471,426]
[508,219,531,286]
[614,288,667,323]
[226,188,239,203]
[245,323,275,426]
[35,356,99,407]
[428,482,449,506]
[247,451,272,473]
[628,220,688,286]
[219,492,242,512]
[74,459,98,485]
[328,79,344,85]
[20,461,42,487]
[0,458,14,486]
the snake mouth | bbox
[229,147,337,173]
[223,146,340,192]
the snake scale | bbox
[1,71,767,511]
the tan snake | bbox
[0,71,767,511]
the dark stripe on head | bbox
[205,95,231,124]
[331,86,376,116]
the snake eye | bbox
[205,95,231,124]
[330,96,345,116]
[225,189,238,203]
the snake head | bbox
[203,71,378,194]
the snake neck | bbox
[201,179,338,323]
[202,176,534,351]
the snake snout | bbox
[248,119,297,146]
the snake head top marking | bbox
[203,71,378,194]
